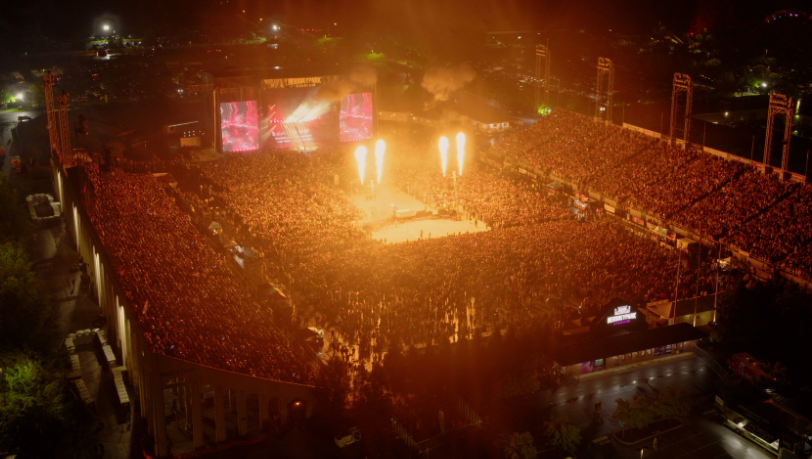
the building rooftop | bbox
[551,322,707,366]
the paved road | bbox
[500,357,772,459]
[0,111,36,176]
[503,357,715,438]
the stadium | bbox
[49,68,812,457]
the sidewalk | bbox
[29,206,134,458]
[577,352,697,383]
[1,122,16,179]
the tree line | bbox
[0,174,76,457]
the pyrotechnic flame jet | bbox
[355,146,367,185]
[439,136,449,177]
[375,139,385,184]
[456,132,465,176]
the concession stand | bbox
[551,298,706,376]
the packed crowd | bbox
[743,184,812,275]
[178,147,718,351]
[271,220,713,350]
[194,151,371,260]
[83,165,313,383]
[668,169,793,238]
[391,168,570,228]
[499,109,812,273]
[82,105,796,381]
[374,129,572,228]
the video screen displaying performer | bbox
[263,88,338,150]
[220,101,259,152]
[339,93,373,142]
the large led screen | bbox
[262,88,338,150]
[220,101,259,153]
[339,93,373,142]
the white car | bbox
[334,426,361,448]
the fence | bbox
[692,346,728,378]
[457,398,482,426]
[392,418,419,449]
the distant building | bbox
[451,93,519,132]
[31,67,64,79]
[377,85,521,131]
[550,298,706,378]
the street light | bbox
[102,24,110,31]
[15,93,23,100]
[273,25,279,31]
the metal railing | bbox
[692,346,728,378]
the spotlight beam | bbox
[456,132,465,176]
[375,139,385,184]
[439,136,449,177]
[355,146,367,185]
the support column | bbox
[190,381,204,449]
[228,388,235,413]
[182,383,191,427]
[280,400,289,425]
[259,394,270,431]
[145,355,154,436]
[138,345,148,418]
[214,386,226,443]
[150,370,169,458]
[237,390,248,436]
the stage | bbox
[345,183,488,244]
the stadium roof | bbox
[551,323,707,366]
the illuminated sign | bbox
[607,305,636,325]
[614,305,630,315]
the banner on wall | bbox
[604,203,615,214]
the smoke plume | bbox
[316,64,378,102]
[316,80,357,103]
[348,63,378,87]
[421,64,476,102]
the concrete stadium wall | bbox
[51,162,316,458]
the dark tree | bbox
[313,357,349,422]
[0,350,70,457]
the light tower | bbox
[764,93,794,170]
[534,43,551,116]
[44,72,60,163]
[57,90,72,166]
[669,73,693,149]
[595,57,614,124]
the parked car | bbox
[17,115,32,121]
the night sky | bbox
[1,0,807,40]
